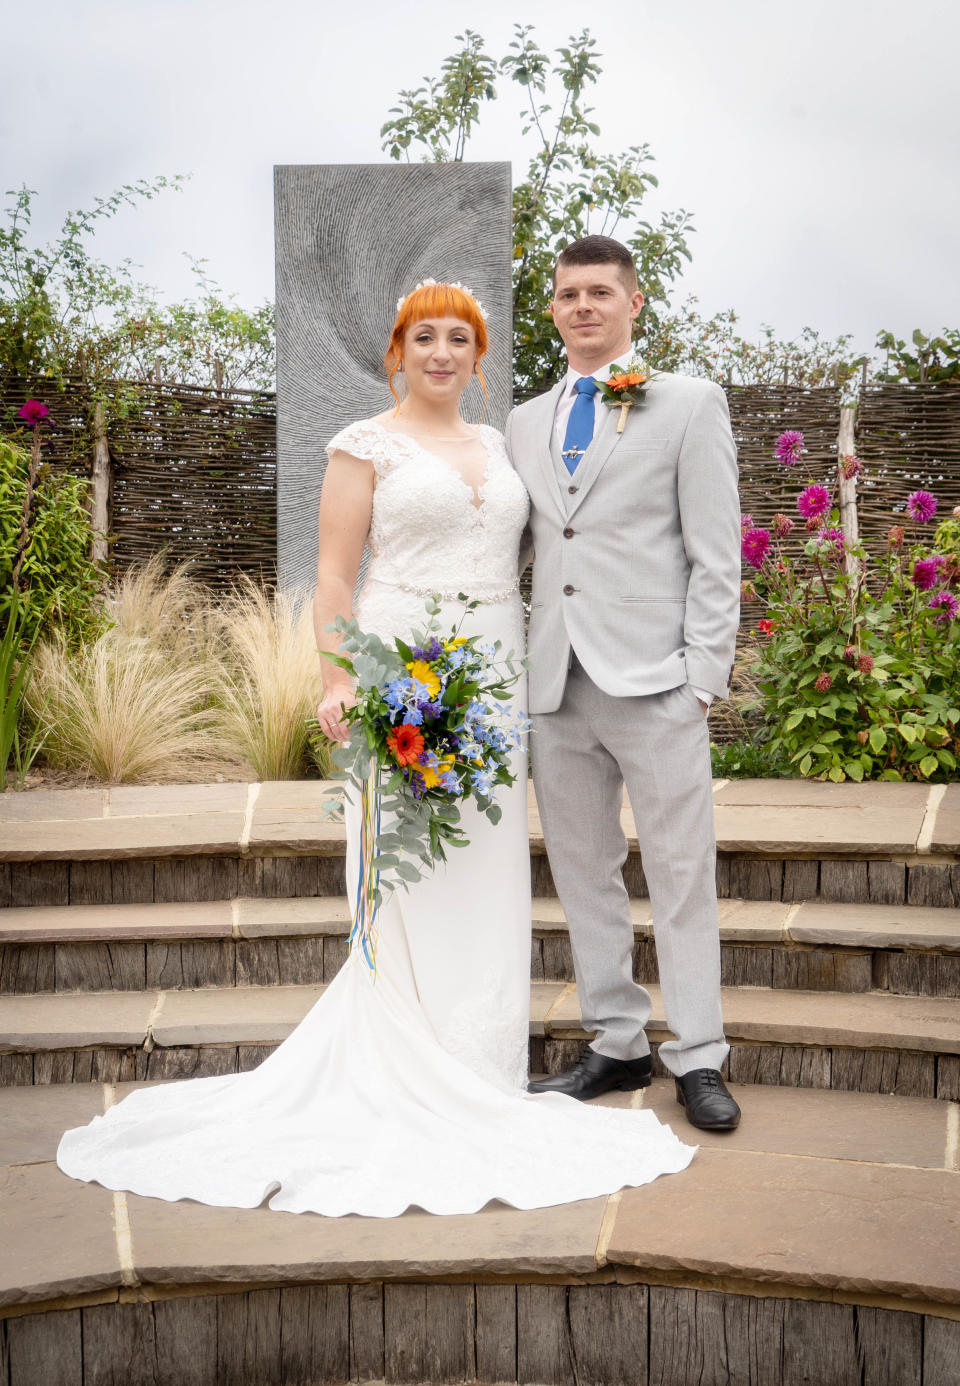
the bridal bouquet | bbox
[315,596,528,972]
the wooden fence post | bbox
[837,403,859,580]
[89,401,111,566]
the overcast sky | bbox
[4,0,958,369]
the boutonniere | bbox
[595,357,653,433]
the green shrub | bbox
[0,434,106,648]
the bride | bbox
[56,280,695,1216]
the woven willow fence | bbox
[3,378,959,587]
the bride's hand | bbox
[316,684,355,743]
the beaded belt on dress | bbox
[367,575,521,605]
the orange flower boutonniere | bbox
[595,357,653,433]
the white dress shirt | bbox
[554,350,714,711]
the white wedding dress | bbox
[57,419,695,1216]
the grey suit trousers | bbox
[531,660,728,1077]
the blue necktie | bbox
[562,376,599,475]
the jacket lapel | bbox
[530,381,567,520]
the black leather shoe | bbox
[675,1069,741,1131]
[527,1047,652,1100]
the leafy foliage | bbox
[646,300,866,390]
[381,26,694,396]
[0,184,275,395]
[874,328,960,384]
[0,433,106,649]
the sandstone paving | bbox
[235,895,351,938]
[1,812,247,862]
[0,787,105,823]
[0,989,155,1048]
[107,783,248,817]
[604,1146,960,1305]
[124,1191,610,1286]
[0,899,233,942]
[151,984,325,1046]
[7,979,960,1056]
[931,784,960,852]
[529,982,567,1037]
[789,900,960,951]
[627,1078,953,1170]
[0,1161,122,1308]
[543,981,960,1053]
[712,778,930,855]
[0,1082,107,1164]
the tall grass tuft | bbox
[105,555,220,663]
[210,580,329,781]
[28,630,220,783]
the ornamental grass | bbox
[207,579,329,782]
[27,628,221,784]
[25,563,331,784]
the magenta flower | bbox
[741,526,772,569]
[797,484,830,521]
[906,490,938,523]
[772,512,793,539]
[775,430,804,466]
[928,590,959,623]
[912,558,941,590]
[840,454,863,480]
[740,513,753,531]
[16,399,50,426]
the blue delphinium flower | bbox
[471,766,496,797]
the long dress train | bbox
[56,420,695,1215]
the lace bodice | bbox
[325,420,529,642]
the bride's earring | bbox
[397,359,404,373]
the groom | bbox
[505,235,742,1131]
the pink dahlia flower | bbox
[16,399,50,426]
[797,484,830,521]
[912,558,941,590]
[928,590,959,623]
[775,430,804,466]
[840,454,863,480]
[772,512,793,539]
[741,527,772,569]
[906,490,938,523]
[740,513,754,531]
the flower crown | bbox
[396,278,489,321]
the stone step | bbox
[0,1079,958,1386]
[2,896,959,997]
[2,780,958,909]
[2,978,958,1100]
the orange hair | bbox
[385,282,489,404]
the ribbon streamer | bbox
[349,765,381,975]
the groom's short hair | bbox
[553,236,638,291]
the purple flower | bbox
[775,430,804,466]
[772,513,793,539]
[797,484,831,521]
[816,527,846,560]
[928,590,959,623]
[411,637,443,661]
[912,558,941,591]
[840,454,863,480]
[740,513,753,531]
[16,399,50,426]
[906,490,938,523]
[741,527,772,569]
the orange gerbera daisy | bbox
[386,724,425,767]
[606,371,647,391]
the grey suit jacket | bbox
[504,372,740,715]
